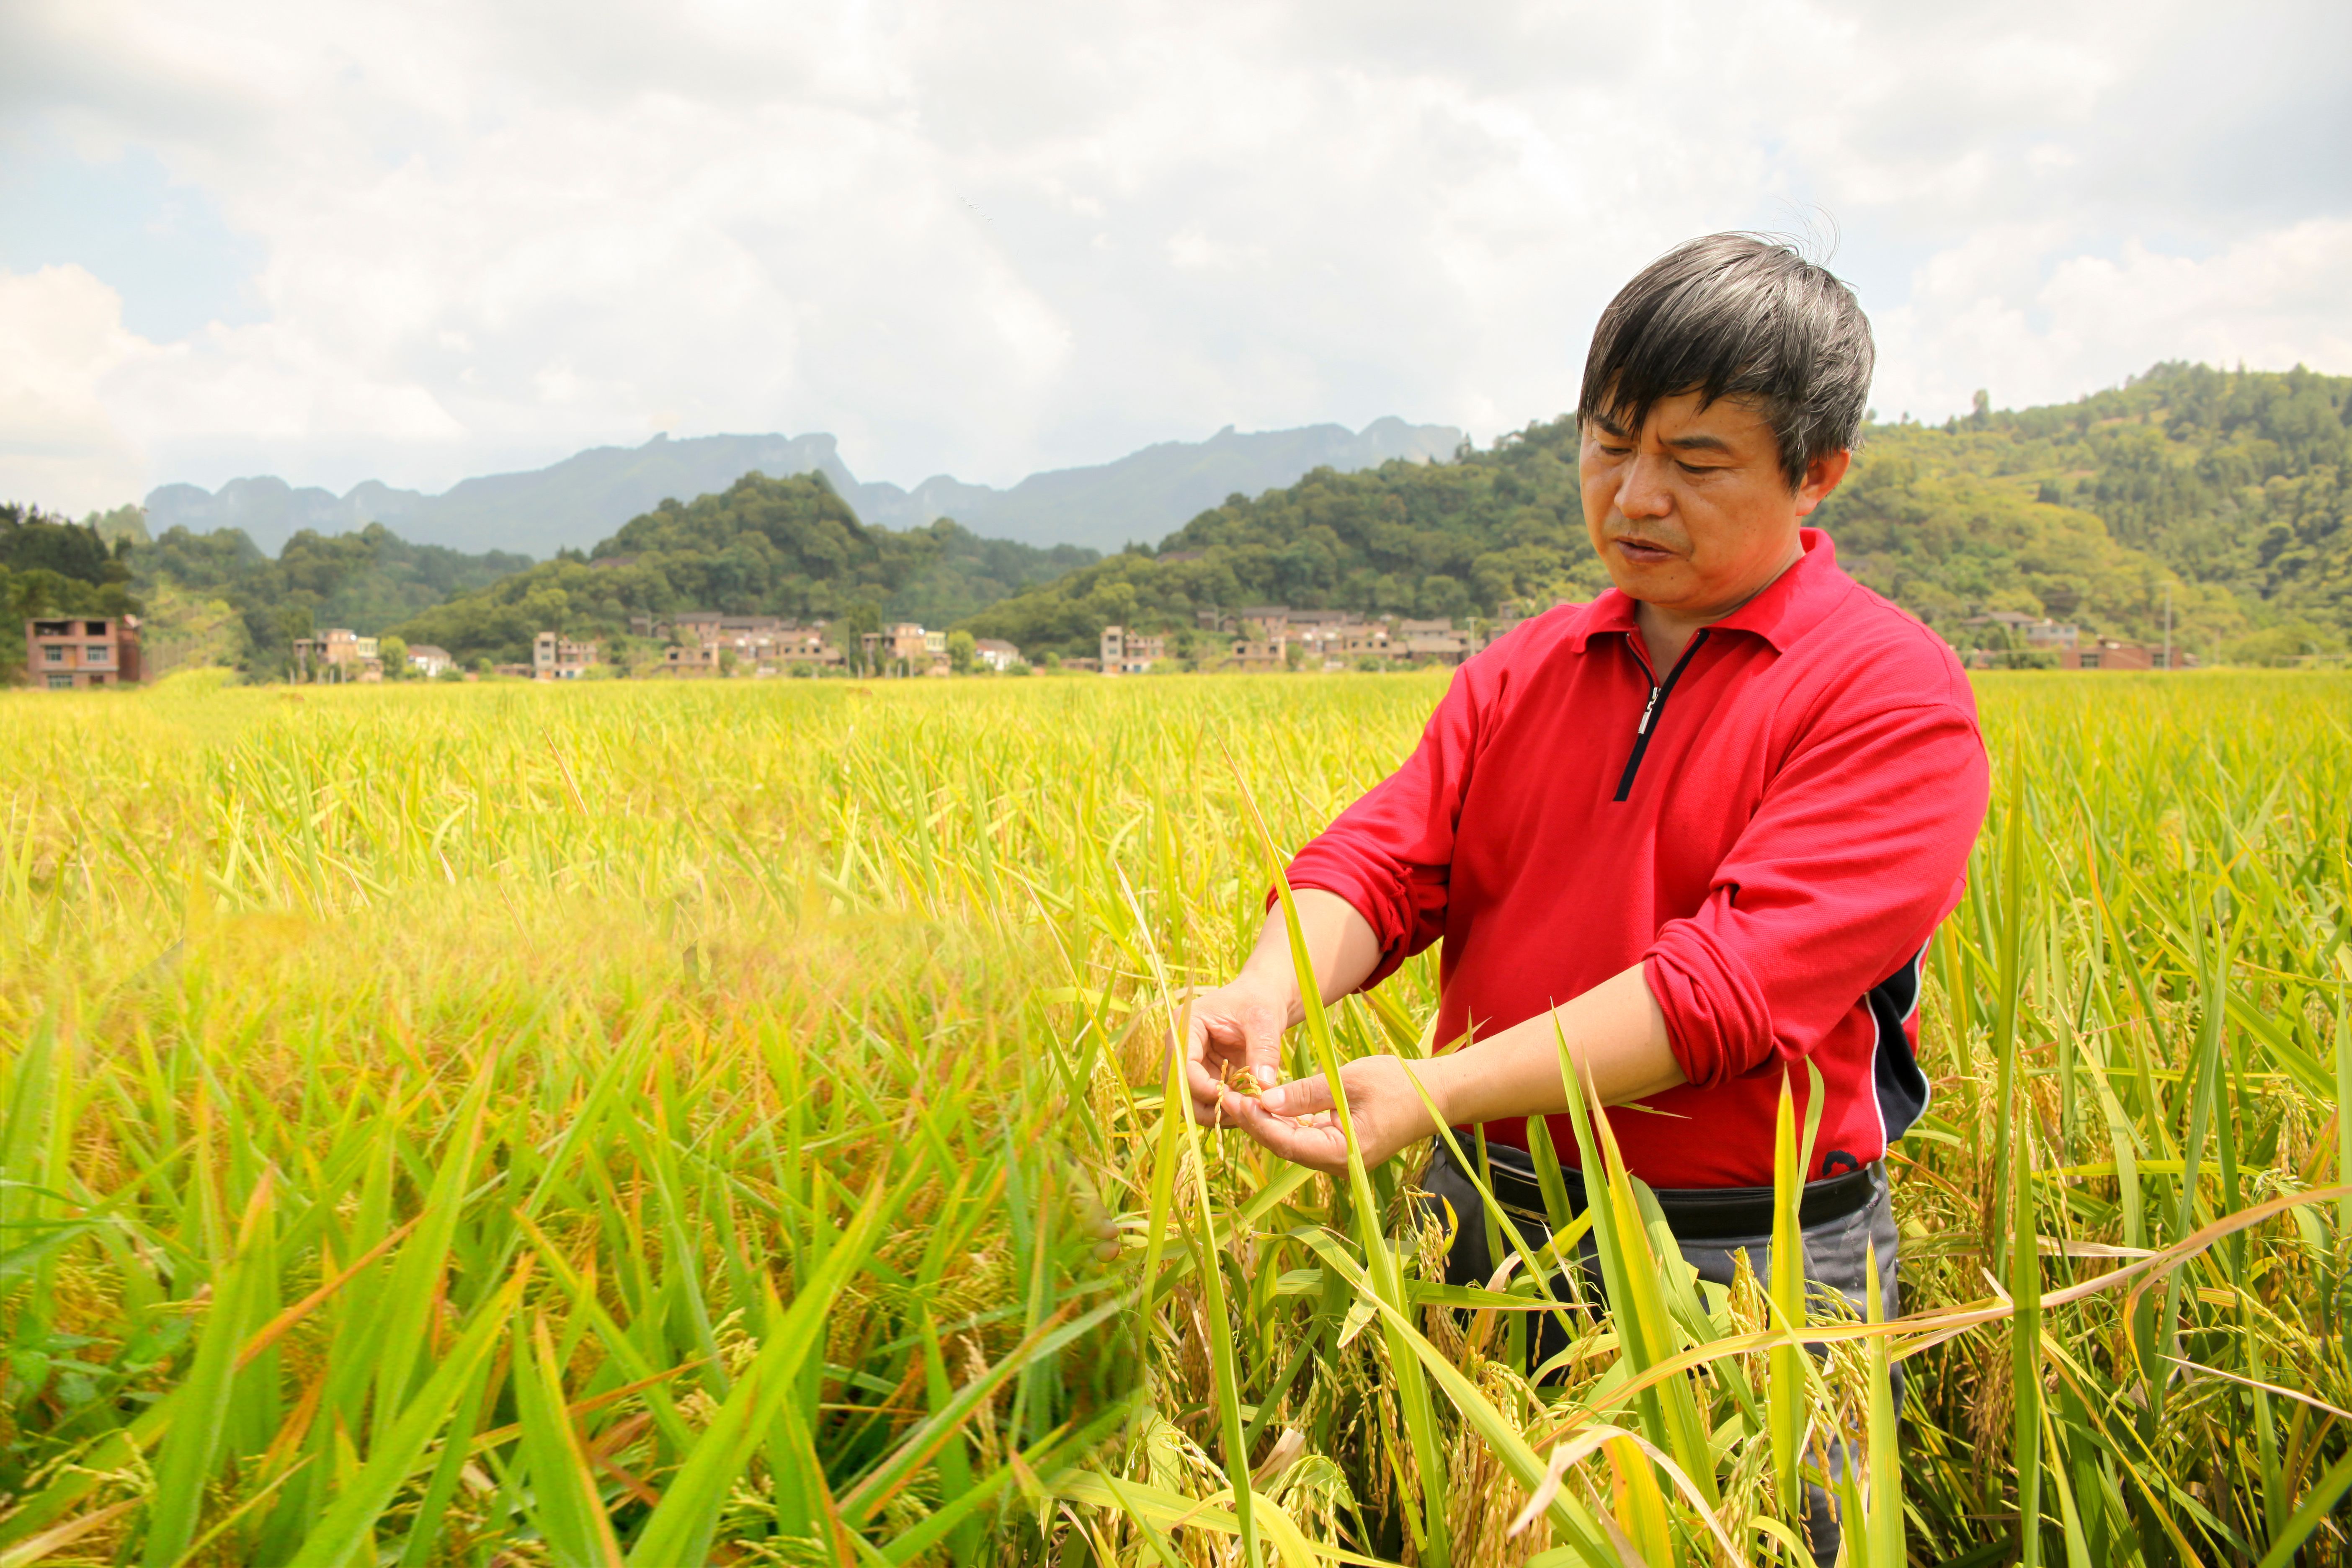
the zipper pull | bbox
[1637,684,1661,735]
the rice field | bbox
[0,667,2346,1566]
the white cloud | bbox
[1872,219,2352,421]
[0,0,2345,515]
[0,266,148,513]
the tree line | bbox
[962,362,2351,665]
[8,359,2346,681]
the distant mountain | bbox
[964,362,2352,666]
[143,419,1465,559]
[851,418,1465,551]
[386,473,1096,668]
[142,434,856,561]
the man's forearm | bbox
[1235,889,1383,1023]
[1422,963,1688,1125]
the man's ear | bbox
[1793,449,1852,518]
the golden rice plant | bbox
[0,666,2343,1564]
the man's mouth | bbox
[1612,536,1677,565]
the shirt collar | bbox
[1564,528,1846,655]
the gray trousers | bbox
[1420,1140,1900,1565]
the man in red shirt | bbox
[1183,233,1988,1556]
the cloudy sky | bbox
[3,0,2347,515]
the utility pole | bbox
[2163,584,2173,671]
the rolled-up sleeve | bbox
[1281,663,1488,988]
[1644,699,1989,1088]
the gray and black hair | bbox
[1577,233,1874,486]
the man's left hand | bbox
[1221,1055,1443,1176]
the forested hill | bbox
[960,362,2352,663]
[103,519,530,676]
[1827,362,2349,661]
[387,472,1094,665]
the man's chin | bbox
[1600,556,1685,601]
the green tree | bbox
[946,629,976,674]
[836,599,883,675]
[274,604,315,681]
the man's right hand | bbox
[1169,890,1383,1128]
[1178,977,1296,1127]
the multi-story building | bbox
[407,644,455,677]
[1223,638,1289,673]
[671,612,784,642]
[534,632,600,680]
[663,642,722,676]
[289,627,383,682]
[1291,616,1390,668]
[23,616,141,689]
[1099,625,1167,674]
[974,638,1024,673]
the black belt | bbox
[1427,1138,1877,1243]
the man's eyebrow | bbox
[1664,432,1733,453]
[1590,412,1630,436]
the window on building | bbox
[85,621,108,635]
[87,645,111,663]
[46,673,72,689]
[43,645,64,663]
[87,674,105,686]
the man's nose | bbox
[1614,451,1676,519]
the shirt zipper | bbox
[1614,628,1711,802]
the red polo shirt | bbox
[1285,529,1989,1189]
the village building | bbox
[762,627,839,673]
[22,616,142,689]
[670,612,786,641]
[1099,625,1167,674]
[973,638,1024,673]
[534,632,600,680]
[1398,633,1469,666]
[2061,638,2156,671]
[1223,638,1289,673]
[653,614,841,676]
[854,623,949,676]
[291,628,383,682]
[662,643,722,677]
[1292,616,1390,668]
[1962,610,2080,650]
[406,644,455,677]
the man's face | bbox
[1579,391,1849,621]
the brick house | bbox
[534,632,600,679]
[663,642,722,676]
[2061,638,2156,671]
[1100,625,1167,674]
[1223,638,1289,673]
[23,616,142,689]
[291,628,384,682]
